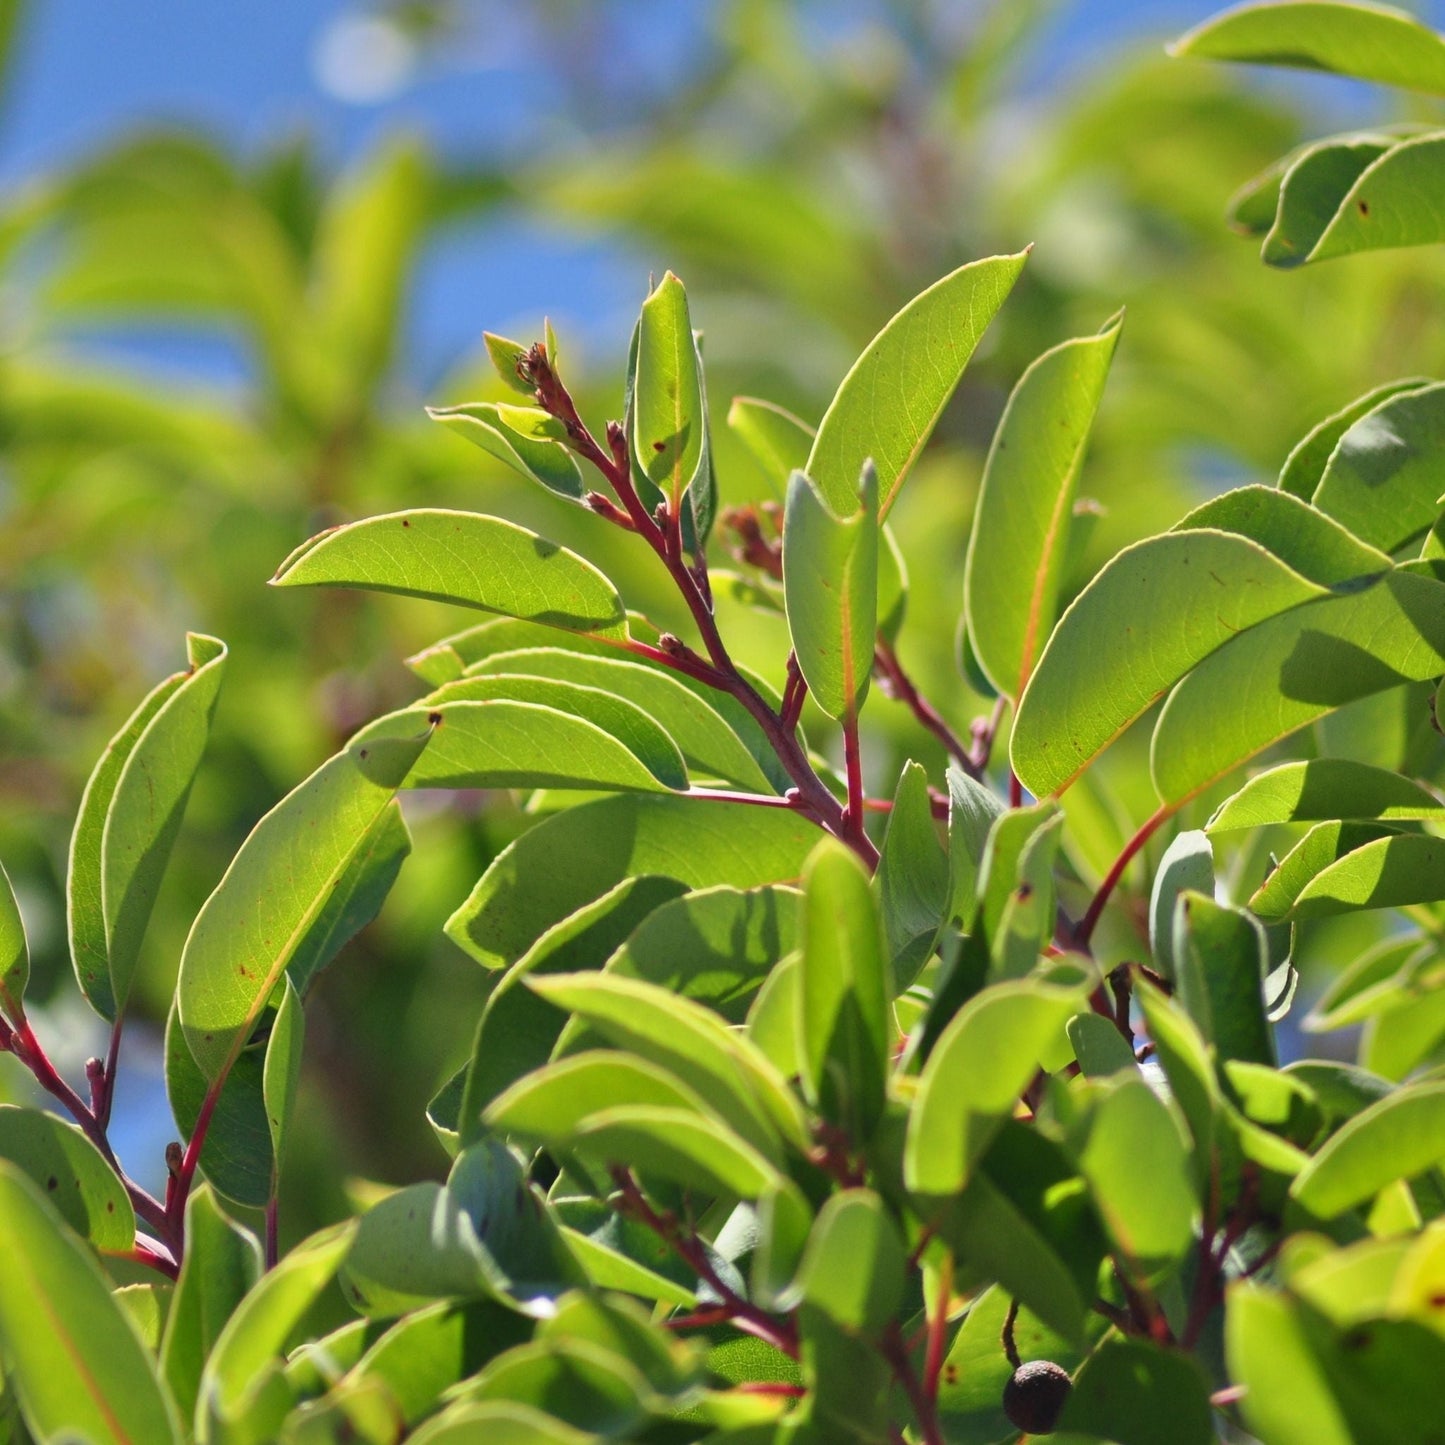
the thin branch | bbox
[122,1238,179,1282]
[923,1254,954,1402]
[841,707,872,859]
[968,695,1008,777]
[874,640,972,770]
[1075,803,1173,950]
[168,1076,225,1244]
[265,1197,280,1271]
[881,1322,945,1445]
[685,788,806,810]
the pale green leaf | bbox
[631,272,705,513]
[795,1190,905,1337]
[1291,833,1445,919]
[427,403,585,500]
[1207,758,1445,831]
[262,977,304,1186]
[1173,891,1276,1066]
[874,761,949,991]
[1279,377,1433,498]
[806,251,1028,520]
[1013,531,1328,798]
[1148,830,1214,982]
[727,395,813,496]
[1250,821,1395,921]
[482,332,535,396]
[0,863,26,1026]
[965,313,1122,699]
[270,509,628,639]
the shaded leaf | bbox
[1279,376,1433,499]
[429,402,585,500]
[1148,829,1214,982]
[1208,758,1445,831]
[262,977,304,1188]
[1249,820,1394,921]
[796,1190,904,1337]
[1173,891,1276,1066]
[0,863,26,1027]
[1290,832,1445,920]
[1059,1337,1213,1445]
[874,761,949,991]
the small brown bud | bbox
[1002,1360,1072,1436]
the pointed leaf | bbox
[445,794,817,969]
[178,728,431,1082]
[1150,568,1445,804]
[482,331,535,395]
[1208,758,1445,831]
[965,314,1122,699]
[160,1188,261,1425]
[947,766,1005,927]
[1171,1,1445,94]
[0,1106,134,1253]
[631,272,706,521]
[1068,1012,1140,1077]
[1012,531,1328,797]
[428,402,586,500]
[70,634,226,1020]
[807,251,1028,520]
[0,1161,182,1445]
[270,509,627,639]
[782,463,878,720]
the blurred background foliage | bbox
[5,0,1445,1240]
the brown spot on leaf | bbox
[652,440,667,452]
[1358,200,1370,216]
[46,1176,57,1191]
[401,518,411,527]
[944,1365,958,1385]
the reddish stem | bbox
[881,1321,945,1445]
[265,1196,280,1270]
[922,1255,953,1402]
[1075,804,1173,949]
[841,707,873,860]
[123,1240,179,1282]
[168,1076,225,1244]
[874,641,972,772]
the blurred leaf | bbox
[1291,1081,1445,1218]
[965,312,1122,699]
[407,1400,593,1444]
[1059,1337,1213,1444]
[160,1188,261,1425]
[0,1105,134,1252]
[1136,981,1221,1169]
[807,251,1028,520]
[178,729,430,1080]
[1068,1012,1140,1077]
[460,1336,650,1436]
[0,863,26,1026]
[1259,132,1397,265]
[796,1190,904,1337]
[727,396,813,495]
[262,976,304,1188]
[1013,532,1327,797]
[0,1161,181,1444]
[271,509,628,639]
[1148,829,1213,982]
[445,795,817,969]
[1172,1,1445,93]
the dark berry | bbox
[1002,1359,1072,1435]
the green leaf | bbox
[1208,758,1445,831]
[0,1161,182,1444]
[458,876,687,1142]
[1070,1076,1197,1275]
[1289,832,1445,920]
[1173,891,1276,1066]
[1249,821,1394,921]
[631,272,706,516]
[178,727,430,1082]
[0,1106,134,1252]
[1279,377,1433,499]
[603,884,795,1020]
[1068,1012,1140,1078]
[482,331,535,395]
[1150,569,1445,804]
[806,251,1028,520]
[1259,133,1398,266]
[0,863,27,1026]
[798,839,890,1141]
[427,402,586,500]
[160,1188,261,1425]
[69,634,227,1020]
[1171,1,1445,94]
[1059,1337,1214,1445]
[462,1337,651,1436]
[796,1190,905,1337]
[981,806,1063,983]
[874,761,949,990]
[270,509,628,639]
[965,313,1122,699]
[1291,1081,1445,1218]
[408,1401,593,1445]
[1306,936,1427,1030]
[727,396,813,495]
[1148,830,1214,982]
[553,1196,698,1308]
[1225,1289,1353,1445]
[782,462,878,721]
[262,977,303,1188]
[1135,980,1221,1169]
[460,646,774,791]
[1012,531,1328,798]
[1278,131,1445,266]
[200,1222,355,1442]
[354,697,682,793]
[528,971,807,1159]
[445,795,818,968]
[166,1002,274,1208]
[1311,382,1445,549]
[947,766,1005,928]
[906,977,1085,1197]
[1173,484,1391,585]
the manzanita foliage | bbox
[3,4,1445,1443]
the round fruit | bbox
[1002,1359,1072,1435]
